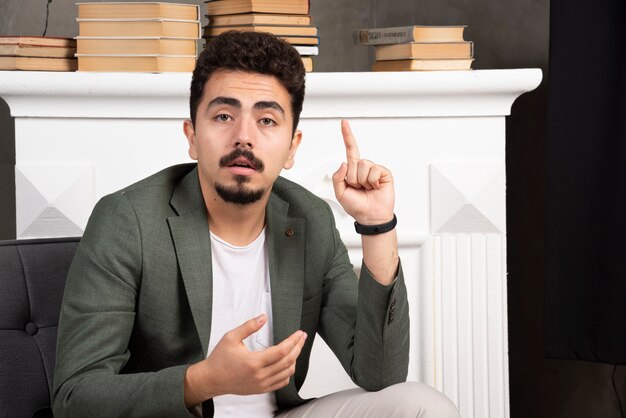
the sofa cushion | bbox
[0,237,79,418]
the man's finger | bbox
[357,160,375,190]
[261,331,307,378]
[341,119,360,162]
[258,330,305,367]
[224,314,267,343]
[367,165,383,189]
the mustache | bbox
[219,149,265,172]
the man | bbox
[52,31,459,417]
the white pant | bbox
[276,382,460,418]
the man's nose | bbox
[233,118,255,149]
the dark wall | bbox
[0,98,15,240]
[0,0,548,70]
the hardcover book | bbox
[375,41,473,61]
[0,44,75,58]
[77,18,201,38]
[77,2,199,20]
[0,56,77,71]
[203,35,319,45]
[372,58,473,71]
[207,13,311,26]
[203,24,318,37]
[0,36,76,48]
[205,0,310,16]
[301,56,312,72]
[76,37,197,55]
[354,25,466,45]
[76,54,196,72]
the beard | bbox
[215,176,265,205]
[215,148,266,205]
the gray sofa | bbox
[0,237,80,418]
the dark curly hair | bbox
[190,31,306,134]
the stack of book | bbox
[202,0,318,72]
[0,36,77,71]
[354,25,474,72]
[75,2,201,72]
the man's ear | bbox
[283,130,303,170]
[183,119,198,160]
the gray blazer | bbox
[52,163,409,417]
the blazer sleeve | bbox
[52,193,193,418]
[316,205,410,391]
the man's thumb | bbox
[229,314,266,342]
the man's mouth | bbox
[228,157,256,170]
[219,149,265,173]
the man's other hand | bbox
[184,314,307,407]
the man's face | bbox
[184,69,302,205]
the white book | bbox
[294,45,319,56]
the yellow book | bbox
[206,0,310,16]
[76,54,196,72]
[76,37,197,55]
[0,44,75,58]
[372,58,474,72]
[203,24,318,37]
[77,18,201,38]
[301,56,312,72]
[203,35,319,45]
[0,56,77,71]
[375,41,473,61]
[77,2,199,20]
[0,36,75,47]
[208,13,311,26]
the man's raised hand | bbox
[332,119,395,225]
[184,314,307,407]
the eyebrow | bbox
[254,101,285,119]
[207,96,241,109]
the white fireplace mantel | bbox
[0,70,539,118]
[0,69,541,418]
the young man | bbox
[52,31,459,417]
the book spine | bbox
[353,27,417,45]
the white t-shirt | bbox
[208,228,276,417]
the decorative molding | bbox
[430,162,505,234]
[0,69,542,119]
[16,164,94,238]
[432,234,508,418]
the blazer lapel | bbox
[167,167,213,356]
[266,194,305,343]
[266,193,305,405]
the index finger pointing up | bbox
[341,119,360,161]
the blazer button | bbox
[285,228,295,237]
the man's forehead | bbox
[202,70,291,113]
[205,69,286,95]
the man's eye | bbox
[216,114,231,122]
[260,118,275,126]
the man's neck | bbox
[202,187,268,247]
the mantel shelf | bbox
[0,69,541,119]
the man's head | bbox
[184,31,306,207]
[189,31,306,134]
